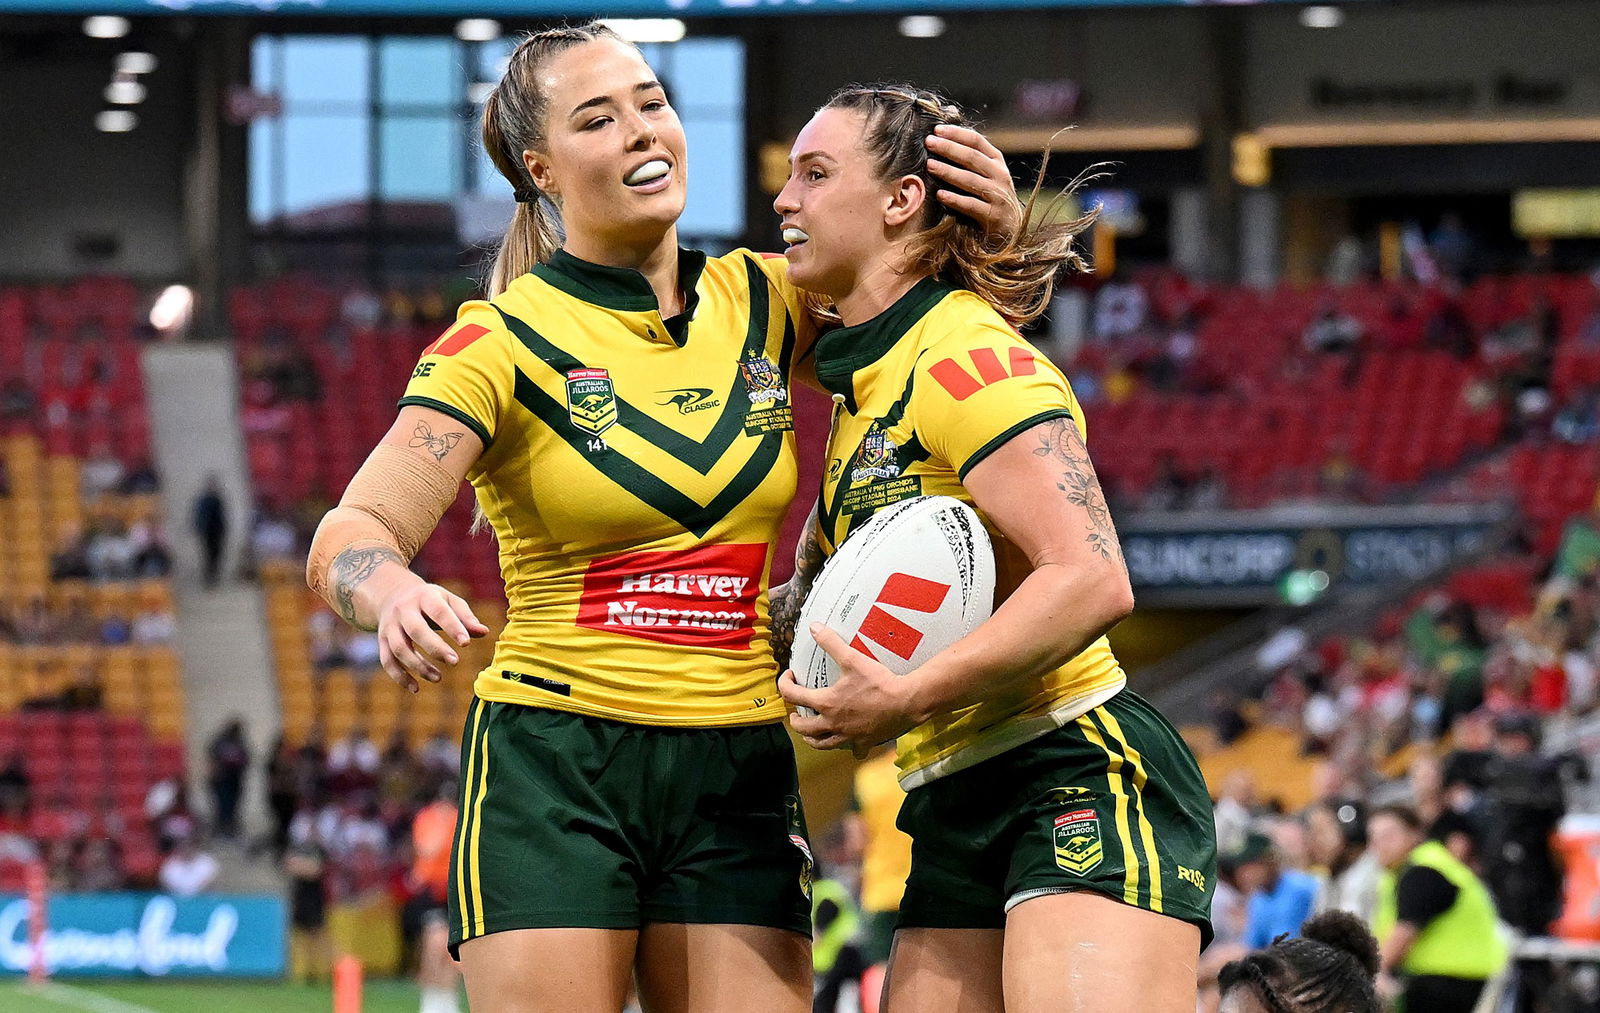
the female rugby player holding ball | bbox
[776,86,1218,1012]
[306,28,1020,1013]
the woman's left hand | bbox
[778,623,920,756]
[926,123,1020,236]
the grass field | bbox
[3,978,459,1012]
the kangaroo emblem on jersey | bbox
[851,420,901,482]
[1053,808,1104,876]
[566,368,618,436]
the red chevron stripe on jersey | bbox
[421,323,490,358]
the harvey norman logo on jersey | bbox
[577,543,767,649]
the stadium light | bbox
[454,19,501,43]
[96,110,137,132]
[83,15,130,39]
[150,285,194,332]
[598,19,687,44]
[105,78,147,105]
[898,15,946,39]
[116,52,158,75]
[1299,5,1345,29]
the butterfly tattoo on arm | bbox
[409,421,465,462]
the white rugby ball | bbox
[790,495,996,718]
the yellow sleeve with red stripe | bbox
[398,302,513,448]
[913,324,1081,481]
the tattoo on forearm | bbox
[331,545,406,628]
[409,421,465,462]
[770,522,825,671]
[1033,418,1125,568]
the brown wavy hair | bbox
[812,83,1096,328]
[480,23,629,298]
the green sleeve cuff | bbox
[397,396,493,449]
[955,408,1075,482]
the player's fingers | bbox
[378,638,419,694]
[389,631,442,684]
[808,623,855,669]
[804,734,850,751]
[789,711,833,739]
[776,669,825,710]
[926,157,1001,201]
[449,593,492,638]
[400,611,457,670]
[420,596,472,651]
[932,122,1005,161]
[934,190,997,220]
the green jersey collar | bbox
[812,276,954,398]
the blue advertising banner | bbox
[0,0,1329,16]
[0,894,286,977]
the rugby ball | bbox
[790,496,995,717]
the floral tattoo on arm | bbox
[331,545,406,629]
[409,421,464,462]
[1033,418,1126,569]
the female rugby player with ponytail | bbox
[306,27,1019,1013]
[774,86,1218,1012]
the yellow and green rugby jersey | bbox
[400,247,808,727]
[810,277,1127,788]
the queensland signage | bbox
[1120,503,1507,605]
[0,894,285,977]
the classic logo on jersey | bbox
[741,351,788,406]
[1053,808,1104,876]
[850,420,901,482]
[657,388,722,415]
[566,368,618,435]
[576,542,766,649]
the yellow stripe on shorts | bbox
[1075,714,1139,907]
[469,705,492,936]
[1096,708,1164,914]
[456,699,485,940]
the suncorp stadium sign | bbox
[0,895,285,977]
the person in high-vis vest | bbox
[812,875,863,1013]
[1369,804,1507,1012]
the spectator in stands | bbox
[308,611,349,674]
[1553,386,1600,445]
[1369,805,1505,1012]
[207,718,251,840]
[146,776,198,853]
[1476,711,1568,936]
[59,665,104,711]
[417,730,459,780]
[1216,911,1381,1013]
[1214,770,1263,856]
[48,527,92,581]
[327,725,381,794]
[159,835,219,897]
[248,502,300,572]
[119,458,161,495]
[1302,304,1362,356]
[1093,271,1148,340]
[285,836,331,984]
[129,521,173,578]
[1428,213,1475,283]
[75,838,125,893]
[130,601,176,645]
[191,475,229,588]
[0,379,36,421]
[100,611,132,646]
[1188,466,1229,511]
[79,443,125,501]
[1305,801,1379,926]
[86,518,137,580]
[0,752,32,818]
[1143,453,1193,511]
[1234,832,1319,949]
[266,735,301,859]
[1407,754,1475,866]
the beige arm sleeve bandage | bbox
[305,443,464,602]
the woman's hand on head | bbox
[376,583,489,694]
[926,123,1020,236]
